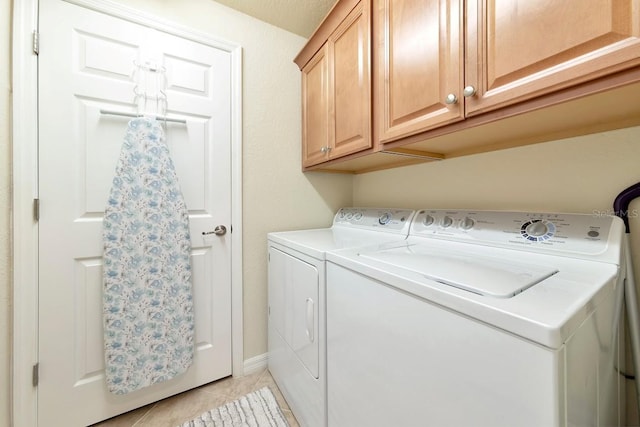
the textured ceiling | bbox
[212,0,338,38]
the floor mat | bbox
[179,386,289,427]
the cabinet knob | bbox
[463,86,477,97]
[445,93,458,105]
[320,147,328,153]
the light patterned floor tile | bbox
[199,369,264,398]
[90,368,300,427]
[136,389,232,426]
[281,409,300,427]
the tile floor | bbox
[91,369,300,427]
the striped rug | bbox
[179,387,289,427]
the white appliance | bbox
[267,208,415,427]
[326,209,626,427]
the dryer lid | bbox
[359,245,558,298]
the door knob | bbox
[202,225,227,236]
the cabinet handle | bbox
[320,146,332,154]
[445,93,458,105]
[305,298,314,343]
[463,86,477,97]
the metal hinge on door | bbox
[32,31,39,55]
[32,363,39,387]
[33,198,40,221]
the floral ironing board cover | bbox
[102,117,194,394]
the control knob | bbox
[440,216,453,228]
[379,213,391,225]
[460,217,474,230]
[525,220,548,237]
[423,214,435,226]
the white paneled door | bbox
[38,1,233,425]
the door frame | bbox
[12,0,244,425]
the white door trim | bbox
[11,1,244,425]
[12,1,40,426]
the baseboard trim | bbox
[243,353,268,376]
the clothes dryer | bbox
[267,208,415,427]
[326,209,625,427]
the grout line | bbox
[253,368,269,388]
[131,402,158,427]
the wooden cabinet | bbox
[301,46,330,167]
[376,0,640,145]
[299,0,371,168]
[375,0,464,144]
[465,0,640,116]
[297,0,640,173]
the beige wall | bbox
[1,0,12,425]
[354,126,640,215]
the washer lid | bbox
[360,245,558,298]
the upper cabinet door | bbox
[466,0,640,116]
[302,45,331,168]
[328,0,372,159]
[375,0,464,144]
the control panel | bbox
[410,209,624,257]
[334,208,415,234]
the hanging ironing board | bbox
[102,117,194,395]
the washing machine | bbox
[267,207,415,427]
[326,209,626,427]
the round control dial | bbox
[526,221,548,237]
[423,214,435,226]
[378,213,391,225]
[520,219,556,242]
[459,217,474,230]
[440,216,453,228]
